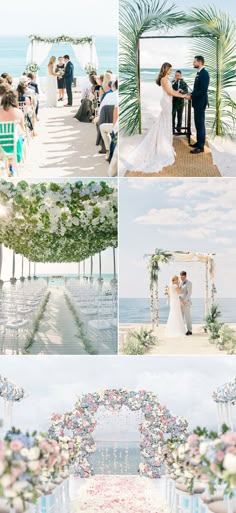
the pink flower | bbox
[221,432,236,445]
[216,450,225,461]
[188,434,199,445]
[10,440,23,451]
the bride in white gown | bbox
[120,63,188,174]
[46,56,59,108]
[166,275,186,338]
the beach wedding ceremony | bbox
[119,178,236,355]
[0,0,118,179]
[119,0,236,177]
[0,179,118,355]
[0,355,236,512]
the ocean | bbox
[141,67,196,85]
[119,298,236,324]
[0,36,117,77]
[89,441,141,475]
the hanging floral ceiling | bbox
[0,181,117,263]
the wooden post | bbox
[216,36,221,136]
[155,278,159,327]
[137,39,142,134]
[99,252,102,279]
[12,251,15,279]
[113,248,116,279]
[205,261,209,316]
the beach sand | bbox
[119,322,236,355]
[120,81,236,177]
[0,77,110,179]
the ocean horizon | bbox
[0,35,117,77]
[120,298,236,324]
[141,67,196,84]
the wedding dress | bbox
[120,79,175,174]
[165,282,186,338]
[45,68,57,107]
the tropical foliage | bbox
[119,0,186,134]
[0,180,117,263]
[186,7,236,136]
[123,327,158,354]
[204,304,236,353]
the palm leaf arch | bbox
[120,0,236,137]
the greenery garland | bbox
[64,293,97,355]
[29,34,93,45]
[24,292,51,353]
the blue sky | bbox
[119,178,236,298]
[0,0,118,36]
[0,355,235,435]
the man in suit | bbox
[63,55,74,106]
[186,55,210,154]
[172,70,188,134]
[179,271,192,336]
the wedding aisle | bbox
[71,476,169,513]
[20,92,108,179]
[30,287,88,355]
[119,323,236,355]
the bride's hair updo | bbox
[156,62,172,86]
[172,275,179,283]
[48,56,56,66]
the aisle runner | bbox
[73,476,169,513]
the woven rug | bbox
[125,137,220,177]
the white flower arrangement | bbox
[26,63,40,73]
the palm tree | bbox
[186,7,236,136]
[120,0,186,135]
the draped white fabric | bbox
[171,252,215,280]
[26,41,53,66]
[72,41,98,70]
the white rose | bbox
[12,481,29,492]
[0,461,6,476]
[223,453,236,474]
[28,446,40,460]
[28,460,40,472]
[1,474,12,488]
[13,497,24,512]
[199,442,208,455]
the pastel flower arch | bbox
[212,377,236,403]
[0,375,25,401]
[48,389,189,478]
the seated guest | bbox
[1,73,13,87]
[17,79,37,136]
[74,73,97,123]
[99,72,112,102]
[100,81,118,160]
[27,72,39,118]
[0,80,10,102]
[96,79,118,154]
[0,90,26,176]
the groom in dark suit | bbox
[187,56,210,154]
[63,54,74,106]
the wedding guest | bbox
[0,90,26,176]
[100,80,118,160]
[27,72,39,118]
[0,81,10,102]
[74,73,97,123]
[99,72,112,102]
[172,70,188,134]
[17,79,37,135]
[55,57,65,101]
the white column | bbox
[12,251,16,279]
[34,262,36,277]
[28,260,31,279]
[205,261,209,316]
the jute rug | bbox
[125,137,221,177]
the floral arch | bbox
[26,34,98,74]
[213,377,236,432]
[147,249,216,327]
[48,389,188,478]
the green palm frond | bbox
[119,0,186,135]
[185,6,236,136]
[145,249,173,288]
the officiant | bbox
[172,70,188,134]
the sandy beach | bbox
[0,76,110,179]
[119,322,236,355]
[120,81,236,177]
